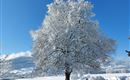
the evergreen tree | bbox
[0,55,12,77]
[125,37,130,57]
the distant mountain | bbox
[0,51,130,79]
[0,51,35,79]
[0,51,35,71]
[101,59,130,73]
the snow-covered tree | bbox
[31,0,116,80]
[0,56,12,77]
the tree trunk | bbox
[65,70,71,80]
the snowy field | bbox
[17,73,130,80]
[17,76,64,80]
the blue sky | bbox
[1,0,129,60]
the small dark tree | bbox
[125,50,130,57]
[125,37,130,57]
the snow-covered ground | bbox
[83,73,130,80]
[17,76,64,80]
[17,73,130,80]
[1,52,130,80]
[10,67,33,75]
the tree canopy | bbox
[31,0,116,80]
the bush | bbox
[80,77,89,80]
[89,76,105,80]
[119,76,127,80]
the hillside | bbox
[0,51,130,79]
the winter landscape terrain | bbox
[16,74,130,80]
[0,52,130,80]
[1,0,129,80]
